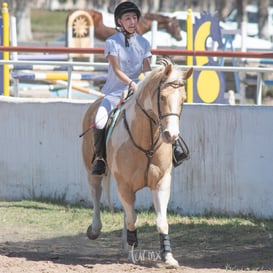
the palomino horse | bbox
[88,10,182,41]
[81,59,193,267]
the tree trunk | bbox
[258,0,269,39]
[2,0,33,42]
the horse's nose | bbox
[162,130,177,143]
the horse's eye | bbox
[160,95,166,102]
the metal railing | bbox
[0,46,273,104]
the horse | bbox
[88,10,182,41]
[88,10,116,41]
[81,58,193,267]
[138,13,182,41]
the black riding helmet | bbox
[114,1,141,27]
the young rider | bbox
[91,1,151,175]
[91,1,187,175]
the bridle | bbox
[136,79,185,129]
[122,79,185,183]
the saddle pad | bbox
[106,105,123,145]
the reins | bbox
[122,80,183,184]
[123,109,161,184]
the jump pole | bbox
[51,79,104,97]
[2,2,10,96]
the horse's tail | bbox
[102,173,113,213]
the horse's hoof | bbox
[163,252,179,268]
[86,225,101,240]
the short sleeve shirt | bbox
[101,32,152,97]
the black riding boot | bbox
[172,138,189,167]
[91,128,106,175]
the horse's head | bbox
[138,58,193,144]
[165,17,182,41]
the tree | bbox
[5,0,33,42]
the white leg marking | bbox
[152,173,171,234]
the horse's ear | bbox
[163,64,173,80]
[183,67,193,80]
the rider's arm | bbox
[108,54,133,86]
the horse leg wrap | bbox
[160,233,172,256]
[127,229,138,248]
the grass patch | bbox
[1,200,273,240]
[1,201,273,270]
[31,9,67,34]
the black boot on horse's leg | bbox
[159,233,179,267]
[91,128,106,175]
[127,229,138,248]
[160,233,172,257]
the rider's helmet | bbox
[114,1,141,27]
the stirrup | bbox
[91,158,106,175]
[172,135,190,168]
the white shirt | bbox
[101,31,152,97]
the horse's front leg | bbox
[152,173,179,267]
[86,174,103,240]
[118,185,138,252]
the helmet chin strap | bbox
[119,25,135,47]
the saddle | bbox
[105,88,134,144]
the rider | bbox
[91,1,187,175]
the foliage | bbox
[31,9,67,34]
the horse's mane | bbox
[122,57,184,112]
[136,57,176,96]
[127,57,187,107]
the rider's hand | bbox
[121,88,134,100]
[121,81,137,100]
[129,81,137,91]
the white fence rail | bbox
[1,59,272,104]
[0,97,272,218]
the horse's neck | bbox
[128,104,160,149]
[144,14,166,23]
[136,18,151,34]
[94,24,117,41]
[90,11,117,41]
[125,95,160,146]
[137,15,170,34]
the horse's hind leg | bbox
[86,174,103,240]
[152,174,179,267]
